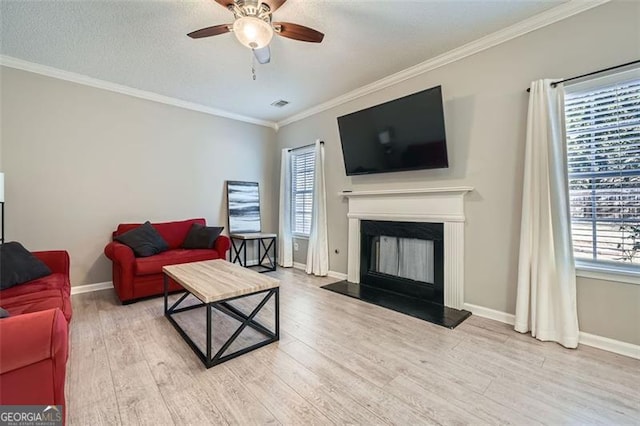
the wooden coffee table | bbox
[162,259,279,368]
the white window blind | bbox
[291,149,315,236]
[564,69,640,267]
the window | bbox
[564,68,640,272]
[291,148,315,236]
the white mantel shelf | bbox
[339,186,474,197]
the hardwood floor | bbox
[66,268,640,425]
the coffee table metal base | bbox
[163,275,279,368]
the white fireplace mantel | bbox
[339,186,474,198]
[341,186,473,310]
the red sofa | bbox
[0,250,71,409]
[104,218,230,303]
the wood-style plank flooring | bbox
[66,268,640,425]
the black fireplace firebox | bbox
[360,220,444,304]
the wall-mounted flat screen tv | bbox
[337,85,448,176]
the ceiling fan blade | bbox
[214,0,235,9]
[253,46,271,64]
[274,22,324,43]
[187,24,231,39]
[263,0,287,12]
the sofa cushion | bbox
[115,222,169,257]
[116,218,206,250]
[134,249,221,276]
[0,242,52,290]
[1,289,72,322]
[0,273,70,300]
[182,224,224,249]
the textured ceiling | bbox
[0,0,566,123]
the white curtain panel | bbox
[278,149,293,267]
[515,79,579,349]
[306,140,329,276]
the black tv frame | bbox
[337,85,448,176]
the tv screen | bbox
[337,86,448,176]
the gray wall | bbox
[0,67,278,286]
[275,1,640,345]
[293,237,309,265]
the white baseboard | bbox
[463,303,516,325]
[69,262,328,295]
[463,302,639,360]
[292,262,347,280]
[578,331,640,360]
[328,270,348,280]
[71,281,113,295]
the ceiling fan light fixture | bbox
[233,16,273,49]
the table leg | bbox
[243,240,247,267]
[230,238,241,264]
[206,303,212,365]
[274,237,278,271]
[258,237,277,271]
[163,274,168,314]
[275,287,280,340]
[165,287,280,369]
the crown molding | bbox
[0,55,278,130]
[0,0,608,131]
[277,0,610,128]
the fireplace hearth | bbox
[321,280,470,328]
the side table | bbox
[229,233,277,273]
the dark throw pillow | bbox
[0,242,53,290]
[0,308,10,319]
[114,221,169,257]
[182,224,224,249]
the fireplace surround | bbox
[342,187,472,309]
[323,187,473,328]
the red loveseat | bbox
[0,250,71,409]
[104,218,230,303]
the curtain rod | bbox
[525,59,640,93]
[288,141,324,152]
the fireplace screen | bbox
[360,220,444,303]
[370,236,435,284]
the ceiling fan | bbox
[188,0,324,65]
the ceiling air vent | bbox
[271,99,290,108]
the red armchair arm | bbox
[214,235,231,259]
[104,241,135,265]
[0,309,68,406]
[104,241,136,301]
[32,251,70,275]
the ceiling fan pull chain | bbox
[251,51,257,80]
